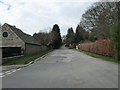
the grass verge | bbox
[3,49,53,65]
[75,49,118,63]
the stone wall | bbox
[0,47,2,65]
[0,26,2,65]
[25,43,47,55]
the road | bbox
[2,48,118,88]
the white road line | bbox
[11,70,17,73]
[0,73,4,76]
[0,75,5,78]
[0,68,23,78]
[5,72,13,76]
[17,68,22,71]
[4,71,10,74]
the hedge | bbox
[78,39,115,58]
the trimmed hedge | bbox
[79,39,115,58]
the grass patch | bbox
[75,49,118,63]
[3,49,53,65]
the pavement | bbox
[2,47,118,88]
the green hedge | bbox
[110,23,120,60]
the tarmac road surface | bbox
[2,47,118,88]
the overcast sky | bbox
[0,0,99,36]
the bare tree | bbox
[80,2,118,40]
[33,32,53,46]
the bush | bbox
[110,23,120,60]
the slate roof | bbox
[4,23,41,45]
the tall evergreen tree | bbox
[73,25,80,43]
[51,24,62,49]
[66,27,74,44]
[73,25,88,43]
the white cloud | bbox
[0,0,95,36]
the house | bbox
[0,25,2,64]
[1,23,47,58]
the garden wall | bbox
[78,39,115,57]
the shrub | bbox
[110,23,120,60]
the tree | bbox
[33,32,52,46]
[73,25,89,43]
[51,24,62,49]
[80,2,118,40]
[77,1,119,60]
[65,27,74,45]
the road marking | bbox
[0,75,5,78]
[17,68,22,71]
[0,68,22,78]
[11,70,17,73]
[4,71,10,74]
[0,73,4,76]
[5,72,13,76]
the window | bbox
[3,32,8,37]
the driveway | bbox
[2,48,118,88]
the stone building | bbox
[1,23,47,58]
[0,25,2,64]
